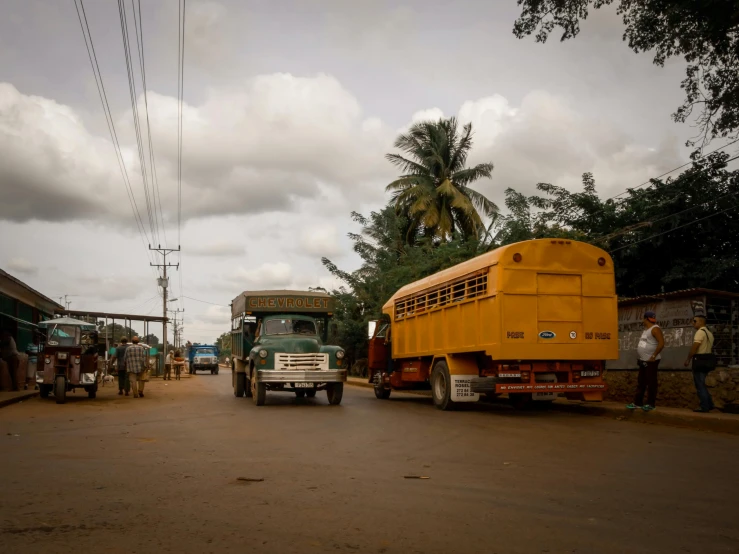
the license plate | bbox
[294,382,314,388]
[581,371,600,377]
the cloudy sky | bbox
[0,0,729,343]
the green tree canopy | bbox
[386,117,498,241]
[513,0,739,148]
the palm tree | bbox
[385,117,498,241]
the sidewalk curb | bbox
[0,391,39,409]
[345,380,739,435]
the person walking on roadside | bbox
[174,349,183,380]
[685,315,716,413]
[111,337,131,396]
[164,349,173,381]
[0,330,21,391]
[627,310,664,412]
[124,336,148,398]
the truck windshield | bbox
[47,325,80,347]
[264,319,316,336]
[196,349,215,355]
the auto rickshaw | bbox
[37,317,100,404]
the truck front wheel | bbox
[234,372,246,397]
[251,374,265,406]
[326,382,343,405]
[54,375,67,405]
[431,360,455,411]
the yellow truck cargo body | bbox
[383,239,619,364]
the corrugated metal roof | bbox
[618,288,739,305]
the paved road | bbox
[1,373,738,554]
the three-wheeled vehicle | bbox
[37,317,100,404]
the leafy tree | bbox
[519,154,739,295]
[513,0,739,148]
[386,117,498,241]
[215,332,232,360]
[322,206,497,364]
[97,322,140,343]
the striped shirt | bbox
[123,344,148,374]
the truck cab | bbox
[190,345,220,374]
[231,290,347,406]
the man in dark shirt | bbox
[111,337,131,396]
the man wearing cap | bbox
[684,314,716,412]
[627,310,664,412]
[124,336,148,398]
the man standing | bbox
[684,315,716,413]
[164,349,173,381]
[0,330,21,391]
[111,337,131,396]
[627,310,664,412]
[124,336,148,398]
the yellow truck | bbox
[368,239,619,410]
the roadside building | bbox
[0,268,64,389]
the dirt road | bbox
[1,372,738,553]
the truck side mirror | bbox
[368,320,378,339]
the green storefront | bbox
[0,268,63,352]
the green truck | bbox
[230,290,347,406]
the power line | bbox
[181,295,228,307]
[609,201,739,254]
[117,0,159,245]
[177,1,187,317]
[608,137,739,202]
[72,0,156,270]
[132,0,167,246]
[594,153,739,244]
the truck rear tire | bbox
[295,390,306,398]
[234,372,246,397]
[326,382,343,405]
[374,385,391,399]
[251,374,266,406]
[54,376,67,405]
[431,360,455,411]
[39,385,51,398]
[306,389,316,398]
[87,383,97,399]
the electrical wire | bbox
[72,0,158,280]
[181,295,228,307]
[117,0,159,246]
[132,0,167,247]
[609,202,739,254]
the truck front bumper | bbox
[257,370,347,383]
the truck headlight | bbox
[259,349,268,358]
[336,350,345,359]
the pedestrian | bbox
[626,310,664,412]
[0,330,21,391]
[111,337,131,396]
[685,315,716,413]
[174,348,183,380]
[164,349,173,381]
[124,336,149,398]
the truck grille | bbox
[196,357,215,364]
[275,353,329,371]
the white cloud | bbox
[6,257,38,275]
[188,242,245,257]
[299,223,341,257]
[0,74,395,229]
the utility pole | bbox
[59,294,77,310]
[150,245,180,361]
[169,309,184,349]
